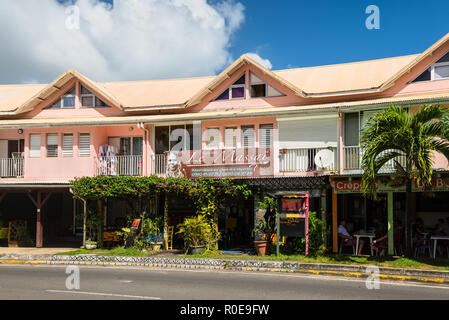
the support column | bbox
[320,190,327,248]
[388,191,394,256]
[27,192,52,248]
[332,188,338,254]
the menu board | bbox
[279,218,305,237]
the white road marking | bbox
[5,263,449,291]
[119,280,133,283]
[45,289,160,300]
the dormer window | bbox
[412,52,449,82]
[250,73,283,98]
[215,74,246,100]
[81,85,110,108]
[51,87,76,109]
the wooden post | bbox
[163,194,168,250]
[388,191,394,256]
[332,188,338,254]
[27,192,52,248]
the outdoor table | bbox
[354,233,376,256]
[430,235,449,259]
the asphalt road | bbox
[0,264,448,300]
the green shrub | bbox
[281,211,326,256]
[177,215,213,251]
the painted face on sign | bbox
[166,152,183,177]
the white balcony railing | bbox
[0,158,24,178]
[343,146,406,171]
[279,147,337,172]
[153,154,166,176]
[96,155,143,176]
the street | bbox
[0,264,448,300]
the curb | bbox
[1,255,449,285]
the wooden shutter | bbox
[241,125,255,148]
[30,134,41,158]
[63,133,73,157]
[224,127,237,148]
[79,133,90,157]
[259,124,273,148]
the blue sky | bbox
[2,0,449,84]
[229,0,449,70]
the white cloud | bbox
[0,0,245,84]
[245,53,272,70]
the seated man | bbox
[338,219,364,255]
[371,226,388,256]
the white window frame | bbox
[62,133,74,157]
[230,82,245,100]
[61,88,76,109]
[79,133,91,157]
[431,61,449,80]
[204,128,220,150]
[46,133,59,158]
[224,127,238,149]
[30,134,42,158]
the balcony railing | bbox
[279,147,337,172]
[0,158,24,178]
[153,154,166,176]
[96,155,143,176]
[343,146,406,171]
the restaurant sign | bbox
[165,148,273,179]
[333,176,449,194]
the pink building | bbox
[2,33,449,250]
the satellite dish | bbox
[314,149,334,169]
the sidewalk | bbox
[1,251,449,285]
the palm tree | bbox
[361,104,449,256]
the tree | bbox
[361,104,449,256]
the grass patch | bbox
[55,247,449,271]
[56,246,161,257]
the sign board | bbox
[164,149,273,179]
[333,176,449,194]
[124,219,141,248]
[280,218,305,237]
[275,192,310,256]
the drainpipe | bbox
[139,122,151,176]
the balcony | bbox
[343,146,406,171]
[96,155,143,176]
[0,158,24,178]
[279,147,337,172]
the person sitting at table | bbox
[371,225,388,256]
[338,219,365,255]
[434,219,446,235]
[443,217,449,235]
[413,218,426,239]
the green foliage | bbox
[280,211,326,256]
[0,228,8,239]
[71,176,252,250]
[133,238,148,250]
[177,215,213,250]
[142,216,163,243]
[253,196,276,241]
[361,104,449,197]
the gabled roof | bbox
[184,54,308,107]
[1,32,449,115]
[1,69,124,114]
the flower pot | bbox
[190,246,206,255]
[85,243,97,250]
[254,240,269,256]
[151,243,162,251]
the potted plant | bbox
[9,223,32,247]
[85,239,97,249]
[142,216,163,251]
[177,215,212,254]
[253,196,276,256]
